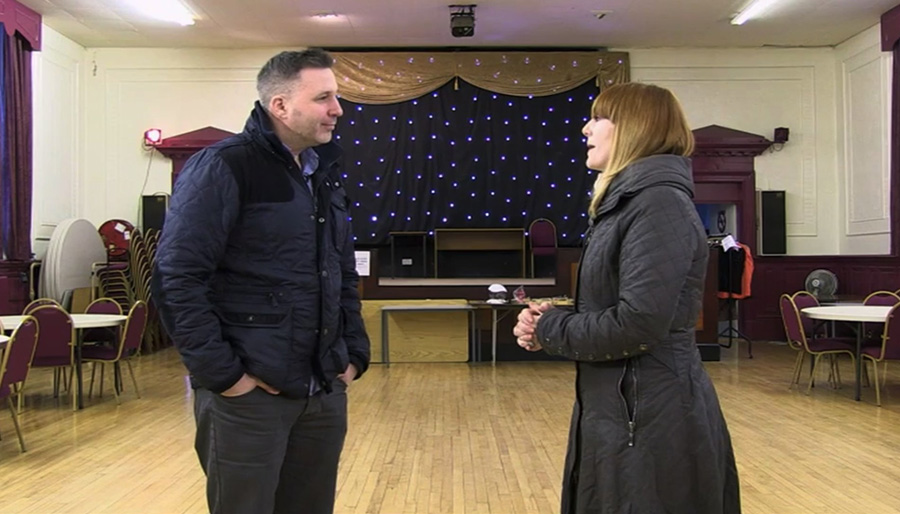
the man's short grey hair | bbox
[257,48,334,106]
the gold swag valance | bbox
[332,51,629,105]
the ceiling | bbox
[16,0,898,49]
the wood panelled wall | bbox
[0,260,32,314]
[742,256,900,341]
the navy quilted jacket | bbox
[152,102,370,397]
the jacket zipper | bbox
[617,359,639,447]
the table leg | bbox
[76,331,84,409]
[474,310,482,362]
[469,310,477,363]
[855,324,862,401]
[492,309,498,365]
[381,309,390,366]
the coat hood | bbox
[595,155,695,218]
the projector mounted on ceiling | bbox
[449,4,476,38]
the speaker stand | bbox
[718,297,753,358]
[718,245,753,358]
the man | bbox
[152,48,370,514]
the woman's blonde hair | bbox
[587,83,694,218]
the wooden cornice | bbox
[0,0,41,50]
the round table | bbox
[802,305,892,401]
[0,313,128,409]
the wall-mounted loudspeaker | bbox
[757,190,786,255]
[142,194,169,232]
[773,127,790,144]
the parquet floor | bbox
[1,342,899,513]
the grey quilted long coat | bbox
[535,155,741,514]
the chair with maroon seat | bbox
[0,317,39,452]
[528,218,557,278]
[861,303,900,406]
[788,291,852,384]
[85,297,123,315]
[27,305,76,410]
[791,291,823,339]
[83,297,123,346]
[862,291,900,346]
[863,291,900,305]
[84,301,148,405]
[792,290,856,346]
[782,293,812,388]
[780,294,856,393]
[23,297,61,314]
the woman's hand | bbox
[513,302,554,351]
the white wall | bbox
[835,25,893,255]
[628,46,841,255]
[31,26,86,258]
[31,25,894,255]
[82,48,284,229]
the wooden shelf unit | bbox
[433,228,526,278]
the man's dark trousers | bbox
[193,380,348,514]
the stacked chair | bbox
[128,229,164,353]
[91,226,165,354]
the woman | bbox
[514,82,741,514]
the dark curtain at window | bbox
[0,26,32,261]
[893,42,900,256]
[336,80,598,247]
[0,24,6,256]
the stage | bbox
[377,277,555,287]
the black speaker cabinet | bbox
[389,231,428,278]
[757,190,786,255]
[142,195,169,232]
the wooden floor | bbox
[2,342,900,513]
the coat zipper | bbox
[617,359,639,447]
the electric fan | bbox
[804,269,838,300]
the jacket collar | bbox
[593,155,695,220]
[244,101,343,170]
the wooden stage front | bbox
[378,277,555,287]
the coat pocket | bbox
[215,292,294,386]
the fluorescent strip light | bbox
[125,0,196,26]
[731,0,781,25]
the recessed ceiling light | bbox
[313,12,341,20]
